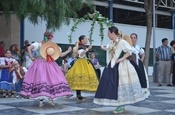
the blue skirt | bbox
[95,62,119,100]
[0,68,13,91]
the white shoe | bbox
[16,95,19,99]
[39,101,44,107]
[48,99,55,106]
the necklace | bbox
[108,38,120,54]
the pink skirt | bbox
[20,59,73,99]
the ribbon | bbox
[46,55,54,62]
[44,36,49,42]
[45,46,55,62]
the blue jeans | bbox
[15,80,23,93]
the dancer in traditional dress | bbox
[66,35,99,101]
[130,33,150,98]
[20,31,73,107]
[93,26,145,114]
[0,50,16,97]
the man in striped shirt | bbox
[156,38,172,87]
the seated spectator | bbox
[90,52,101,80]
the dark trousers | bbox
[172,64,175,85]
[173,72,175,85]
[76,90,81,96]
[96,69,101,80]
[15,80,23,93]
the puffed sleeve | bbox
[78,49,86,58]
[31,42,40,51]
[120,39,132,55]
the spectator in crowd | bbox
[0,41,5,57]
[12,60,27,98]
[90,52,101,80]
[62,55,69,75]
[21,40,30,66]
[156,38,172,87]
[10,44,20,62]
[24,44,32,69]
[67,52,77,69]
[0,50,16,97]
[170,40,175,86]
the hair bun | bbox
[44,31,52,38]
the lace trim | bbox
[94,82,145,106]
[21,82,72,95]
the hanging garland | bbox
[68,10,114,44]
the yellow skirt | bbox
[66,58,98,91]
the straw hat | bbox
[40,41,61,60]
[123,34,133,46]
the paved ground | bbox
[0,77,175,115]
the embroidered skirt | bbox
[0,68,13,91]
[20,59,73,99]
[93,60,145,106]
[66,58,98,91]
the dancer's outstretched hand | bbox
[67,46,72,53]
[88,45,92,50]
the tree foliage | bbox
[0,0,92,30]
[68,11,114,44]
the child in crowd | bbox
[12,61,27,98]
[0,50,15,97]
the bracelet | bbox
[86,48,89,52]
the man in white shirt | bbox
[12,61,27,98]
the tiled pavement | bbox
[0,77,175,115]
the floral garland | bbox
[68,10,114,44]
[109,39,120,53]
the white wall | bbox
[24,18,174,76]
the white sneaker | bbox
[39,101,44,107]
[48,98,55,106]
[16,95,19,99]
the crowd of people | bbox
[0,26,174,114]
